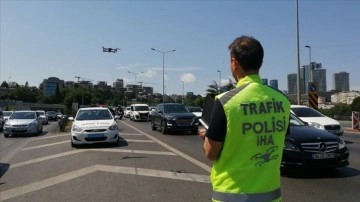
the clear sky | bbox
[1,0,359,96]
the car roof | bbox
[78,107,109,110]
[291,105,310,108]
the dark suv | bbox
[151,103,199,134]
[46,111,58,121]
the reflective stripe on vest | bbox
[213,188,281,202]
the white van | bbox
[130,104,150,121]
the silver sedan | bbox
[3,111,43,137]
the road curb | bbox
[344,127,360,133]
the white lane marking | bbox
[11,149,176,169]
[124,139,154,143]
[30,133,70,141]
[120,133,143,136]
[0,139,31,163]
[0,164,210,201]
[98,164,210,183]
[121,122,212,173]
[86,148,176,156]
[0,165,96,201]
[10,150,85,169]
[21,140,69,151]
[20,138,154,152]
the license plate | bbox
[312,153,335,159]
[88,134,104,138]
[13,128,25,131]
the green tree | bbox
[350,97,360,112]
[206,80,219,99]
[1,81,9,88]
[226,79,235,91]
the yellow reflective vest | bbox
[211,75,290,202]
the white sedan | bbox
[291,105,344,136]
[69,107,120,147]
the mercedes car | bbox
[282,113,349,171]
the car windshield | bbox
[46,111,56,115]
[289,114,307,126]
[291,107,325,117]
[38,111,45,115]
[10,112,36,119]
[164,105,189,113]
[3,111,13,116]
[188,107,202,112]
[134,106,149,111]
[76,109,112,120]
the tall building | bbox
[261,78,268,85]
[311,68,327,93]
[269,79,278,89]
[113,79,124,89]
[333,72,349,91]
[287,73,297,94]
[301,62,324,93]
[42,77,64,96]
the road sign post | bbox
[308,82,318,110]
[352,111,359,130]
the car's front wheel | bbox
[71,140,77,148]
[4,133,9,138]
[151,120,157,131]
[161,121,168,134]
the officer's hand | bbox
[198,128,207,140]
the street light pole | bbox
[151,48,176,105]
[128,71,143,103]
[296,0,301,105]
[305,45,311,95]
[181,81,184,104]
[217,70,221,94]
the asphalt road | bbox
[0,119,359,202]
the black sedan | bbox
[151,103,199,134]
[282,113,349,171]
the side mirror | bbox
[114,115,120,120]
[68,117,74,121]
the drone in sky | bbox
[102,46,121,53]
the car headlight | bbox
[308,122,324,129]
[165,115,175,120]
[4,122,11,127]
[338,137,346,149]
[28,121,38,127]
[284,141,300,151]
[72,124,83,132]
[108,123,119,131]
[134,112,139,116]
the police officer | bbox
[199,35,290,202]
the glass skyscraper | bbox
[333,72,349,91]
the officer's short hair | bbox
[228,35,264,71]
